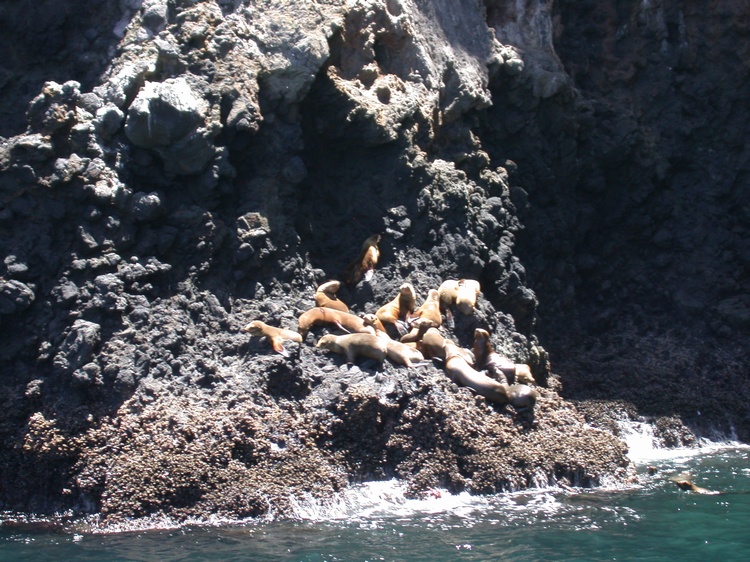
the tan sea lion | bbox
[384,339,426,367]
[513,364,536,386]
[316,333,387,364]
[437,279,459,312]
[242,320,303,356]
[344,234,381,285]
[419,328,474,363]
[444,341,538,411]
[376,282,416,326]
[443,341,509,404]
[400,317,435,344]
[412,289,442,327]
[472,328,537,385]
[437,279,461,328]
[456,279,481,315]
[362,313,390,338]
[314,280,349,312]
[297,307,375,339]
[419,327,447,359]
[669,473,720,495]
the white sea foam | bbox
[286,478,574,525]
[618,418,749,464]
[288,480,476,522]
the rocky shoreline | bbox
[1,0,749,524]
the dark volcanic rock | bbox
[0,0,747,524]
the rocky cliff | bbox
[0,0,747,524]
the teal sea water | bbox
[2,437,750,562]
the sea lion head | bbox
[362,313,381,328]
[242,320,265,336]
[316,334,337,349]
[399,282,415,296]
[472,328,491,361]
[398,283,416,310]
[507,384,539,412]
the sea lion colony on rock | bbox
[244,247,540,414]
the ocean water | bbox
[2,428,750,562]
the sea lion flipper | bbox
[335,322,352,334]
[346,348,357,364]
[269,337,290,357]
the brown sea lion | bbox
[314,280,349,312]
[412,289,442,327]
[455,279,481,315]
[506,384,540,412]
[297,307,375,339]
[444,341,538,411]
[242,320,303,356]
[472,328,537,385]
[376,282,416,326]
[344,234,381,285]
[316,333,387,364]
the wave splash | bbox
[618,418,747,463]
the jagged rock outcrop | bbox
[1,0,748,523]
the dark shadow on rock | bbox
[0,0,126,137]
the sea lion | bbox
[297,307,375,339]
[455,279,481,315]
[506,384,540,412]
[344,234,381,285]
[472,328,537,385]
[669,473,720,495]
[314,280,349,312]
[437,279,462,328]
[437,279,460,311]
[384,339,426,367]
[444,341,538,410]
[419,328,474,363]
[400,317,435,344]
[316,333,387,364]
[242,320,302,356]
[412,289,442,327]
[419,327,447,359]
[376,282,416,327]
[443,341,509,404]
[362,313,390,338]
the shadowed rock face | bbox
[482,0,750,430]
[0,0,747,523]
